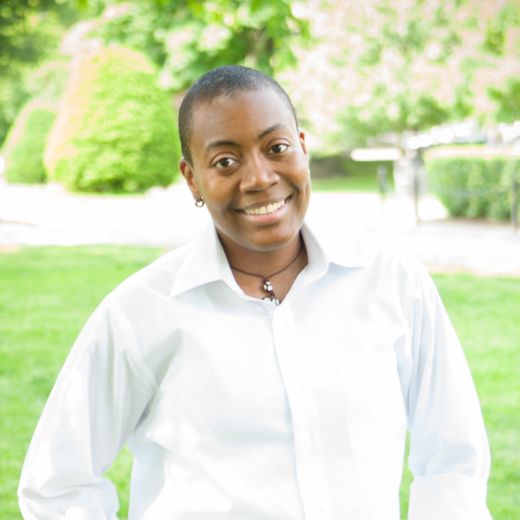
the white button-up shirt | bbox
[19,223,491,520]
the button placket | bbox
[271,305,332,520]
[301,432,313,450]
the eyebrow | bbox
[258,123,285,139]
[205,123,287,152]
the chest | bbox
[134,273,410,456]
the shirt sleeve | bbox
[18,295,156,520]
[404,261,492,520]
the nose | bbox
[239,154,278,192]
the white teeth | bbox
[244,199,286,215]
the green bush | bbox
[425,147,519,221]
[490,163,516,220]
[1,100,56,184]
[45,46,180,193]
[310,155,393,180]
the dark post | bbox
[413,166,420,224]
[512,168,518,232]
[408,148,424,225]
[377,165,388,200]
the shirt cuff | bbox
[408,475,492,520]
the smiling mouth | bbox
[242,197,289,216]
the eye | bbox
[268,143,289,155]
[214,157,237,169]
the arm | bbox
[18,296,156,519]
[404,263,492,520]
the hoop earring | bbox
[195,197,205,208]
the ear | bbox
[179,158,201,201]
[298,130,308,156]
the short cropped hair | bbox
[178,65,299,164]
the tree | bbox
[0,0,78,70]
[45,46,180,192]
[92,0,311,90]
[0,0,86,142]
[0,0,310,146]
[488,79,520,123]
[484,2,520,123]
[336,0,478,148]
[279,0,520,152]
[1,100,56,184]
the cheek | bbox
[291,162,310,189]
[200,179,235,211]
[290,152,309,175]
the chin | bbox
[244,229,301,252]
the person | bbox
[18,65,492,519]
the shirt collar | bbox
[169,222,237,298]
[302,221,378,270]
[169,221,377,299]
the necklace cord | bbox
[229,241,304,305]
[229,242,304,280]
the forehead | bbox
[189,89,296,146]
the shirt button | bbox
[302,433,312,450]
[310,504,326,514]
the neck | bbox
[219,233,303,277]
[218,232,308,304]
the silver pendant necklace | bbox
[230,243,303,306]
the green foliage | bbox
[335,0,466,146]
[334,0,520,146]
[0,0,79,71]
[45,46,180,193]
[0,69,30,146]
[338,93,451,149]
[309,155,394,192]
[0,59,70,146]
[25,59,71,105]
[0,1,84,142]
[426,158,470,216]
[0,60,70,146]
[483,20,506,55]
[425,148,519,220]
[488,79,520,123]
[1,100,56,184]
[482,0,520,56]
[94,0,311,90]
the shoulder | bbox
[336,230,434,304]
[105,242,192,310]
[371,233,424,277]
[322,224,423,281]
[367,234,442,313]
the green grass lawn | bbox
[310,158,394,192]
[1,246,518,519]
[311,172,389,192]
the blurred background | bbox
[0,1,519,519]
[0,0,519,211]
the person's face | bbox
[180,88,310,254]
